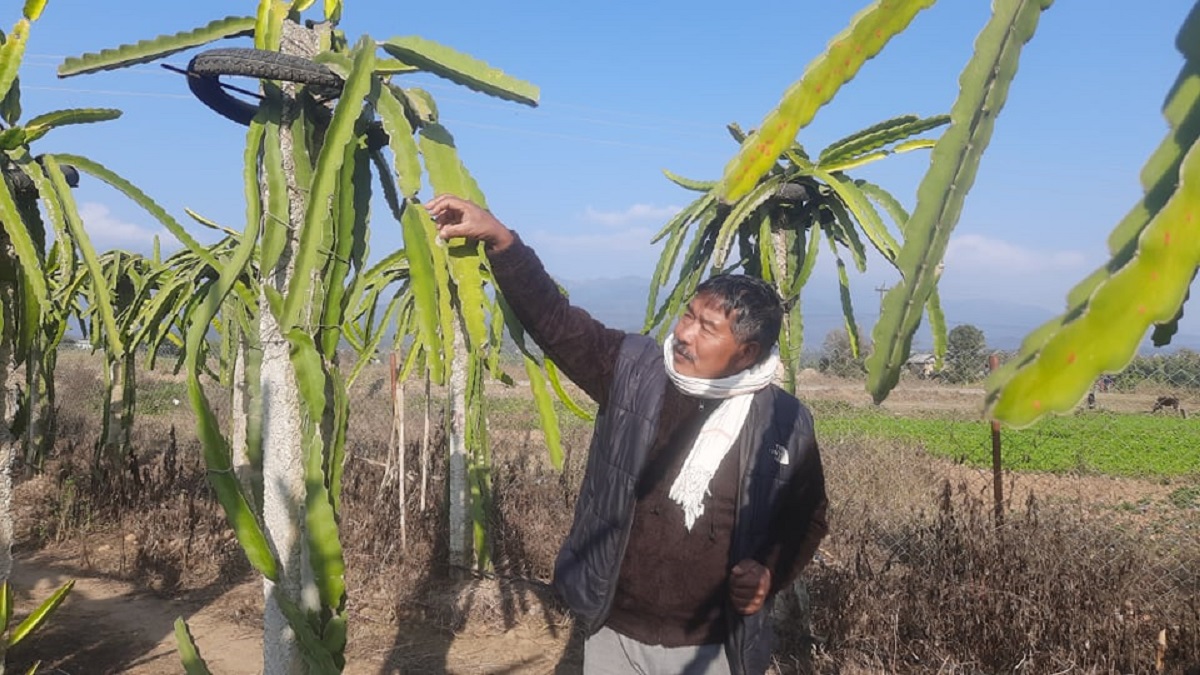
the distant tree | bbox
[819,327,871,379]
[943,324,987,383]
[1112,349,1200,392]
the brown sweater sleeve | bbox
[487,234,627,408]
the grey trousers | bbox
[583,626,732,675]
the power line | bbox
[22,84,721,154]
[21,72,730,160]
[20,82,715,157]
[429,94,716,141]
[441,118,715,159]
[25,52,732,140]
[412,80,719,135]
[23,85,192,100]
[21,58,180,78]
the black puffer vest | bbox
[553,334,816,675]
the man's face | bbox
[671,293,761,380]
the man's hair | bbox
[693,274,783,359]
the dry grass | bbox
[778,439,1200,674]
[12,353,1200,673]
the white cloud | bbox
[583,203,681,227]
[522,203,683,278]
[535,226,657,252]
[527,226,662,279]
[78,202,174,253]
[934,233,1107,312]
[945,234,1090,274]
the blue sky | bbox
[15,1,1198,344]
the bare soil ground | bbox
[9,536,578,674]
[10,547,262,675]
[8,463,1182,674]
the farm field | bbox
[818,404,1200,476]
[793,371,1200,476]
[4,357,1198,673]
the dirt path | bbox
[8,551,262,674]
[6,550,577,674]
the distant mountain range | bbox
[560,276,1200,354]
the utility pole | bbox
[875,284,889,312]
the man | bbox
[425,194,828,675]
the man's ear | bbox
[738,341,762,368]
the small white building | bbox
[906,353,938,379]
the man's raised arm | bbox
[423,195,625,407]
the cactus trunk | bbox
[259,20,320,675]
[0,291,15,586]
[447,322,470,575]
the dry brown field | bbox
[5,354,1198,673]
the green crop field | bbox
[814,404,1200,478]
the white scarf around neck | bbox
[663,334,779,531]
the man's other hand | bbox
[423,194,514,252]
[729,559,771,615]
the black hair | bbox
[692,274,783,361]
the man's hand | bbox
[729,559,771,615]
[423,194,515,252]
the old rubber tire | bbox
[775,182,811,203]
[186,48,344,126]
[2,161,79,194]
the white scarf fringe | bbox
[663,335,779,531]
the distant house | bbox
[906,353,938,379]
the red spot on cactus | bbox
[1165,231,1172,245]
[1067,352,1076,365]
[1033,400,1042,410]
[1138,305,1147,315]
[1151,270,1160,281]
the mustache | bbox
[673,342,695,363]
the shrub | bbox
[776,440,1200,674]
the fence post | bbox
[988,353,1004,527]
